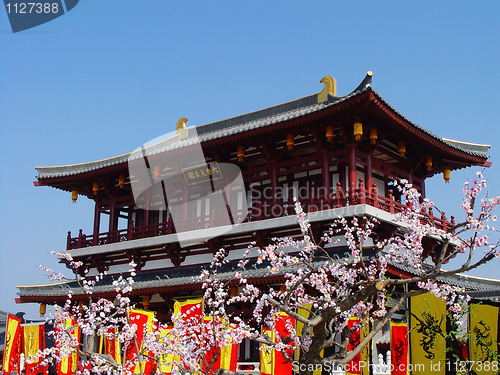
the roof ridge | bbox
[34,73,488,180]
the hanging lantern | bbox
[443,168,451,183]
[93,181,99,195]
[39,303,46,317]
[78,301,84,312]
[398,141,406,157]
[230,286,238,298]
[326,125,334,142]
[154,166,160,180]
[237,145,245,162]
[119,174,126,188]
[353,121,363,141]
[143,295,150,310]
[369,128,377,145]
[425,156,433,171]
[71,190,78,203]
[286,133,294,150]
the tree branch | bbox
[333,289,426,365]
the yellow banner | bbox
[470,304,499,375]
[173,297,203,317]
[296,304,322,375]
[260,328,273,375]
[99,327,121,365]
[360,318,370,375]
[219,339,234,371]
[23,323,47,375]
[3,314,22,374]
[58,318,80,375]
[23,324,41,358]
[158,326,177,375]
[410,293,446,375]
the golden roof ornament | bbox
[176,117,189,140]
[318,76,337,103]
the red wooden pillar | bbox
[287,172,294,214]
[223,170,233,223]
[108,199,115,234]
[78,229,83,248]
[258,195,263,220]
[358,178,365,204]
[270,161,277,209]
[372,184,379,208]
[388,190,394,213]
[167,212,174,234]
[127,206,133,240]
[366,153,373,191]
[339,163,346,191]
[348,146,356,200]
[322,149,330,199]
[335,182,343,207]
[93,201,101,246]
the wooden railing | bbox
[67,210,246,250]
[67,180,454,250]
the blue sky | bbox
[1,1,499,319]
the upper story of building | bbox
[34,72,490,274]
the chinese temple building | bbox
[16,72,500,370]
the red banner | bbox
[125,309,156,374]
[2,314,22,375]
[390,322,409,375]
[201,317,238,374]
[274,312,294,374]
[346,317,361,375]
[173,298,203,327]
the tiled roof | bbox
[390,262,500,303]
[18,258,279,298]
[19,247,382,299]
[0,310,8,324]
[369,89,490,158]
[18,251,500,302]
[35,73,489,180]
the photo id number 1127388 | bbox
[5,2,59,13]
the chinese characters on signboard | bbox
[182,162,223,186]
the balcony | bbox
[66,180,454,251]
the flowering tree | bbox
[31,173,499,375]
